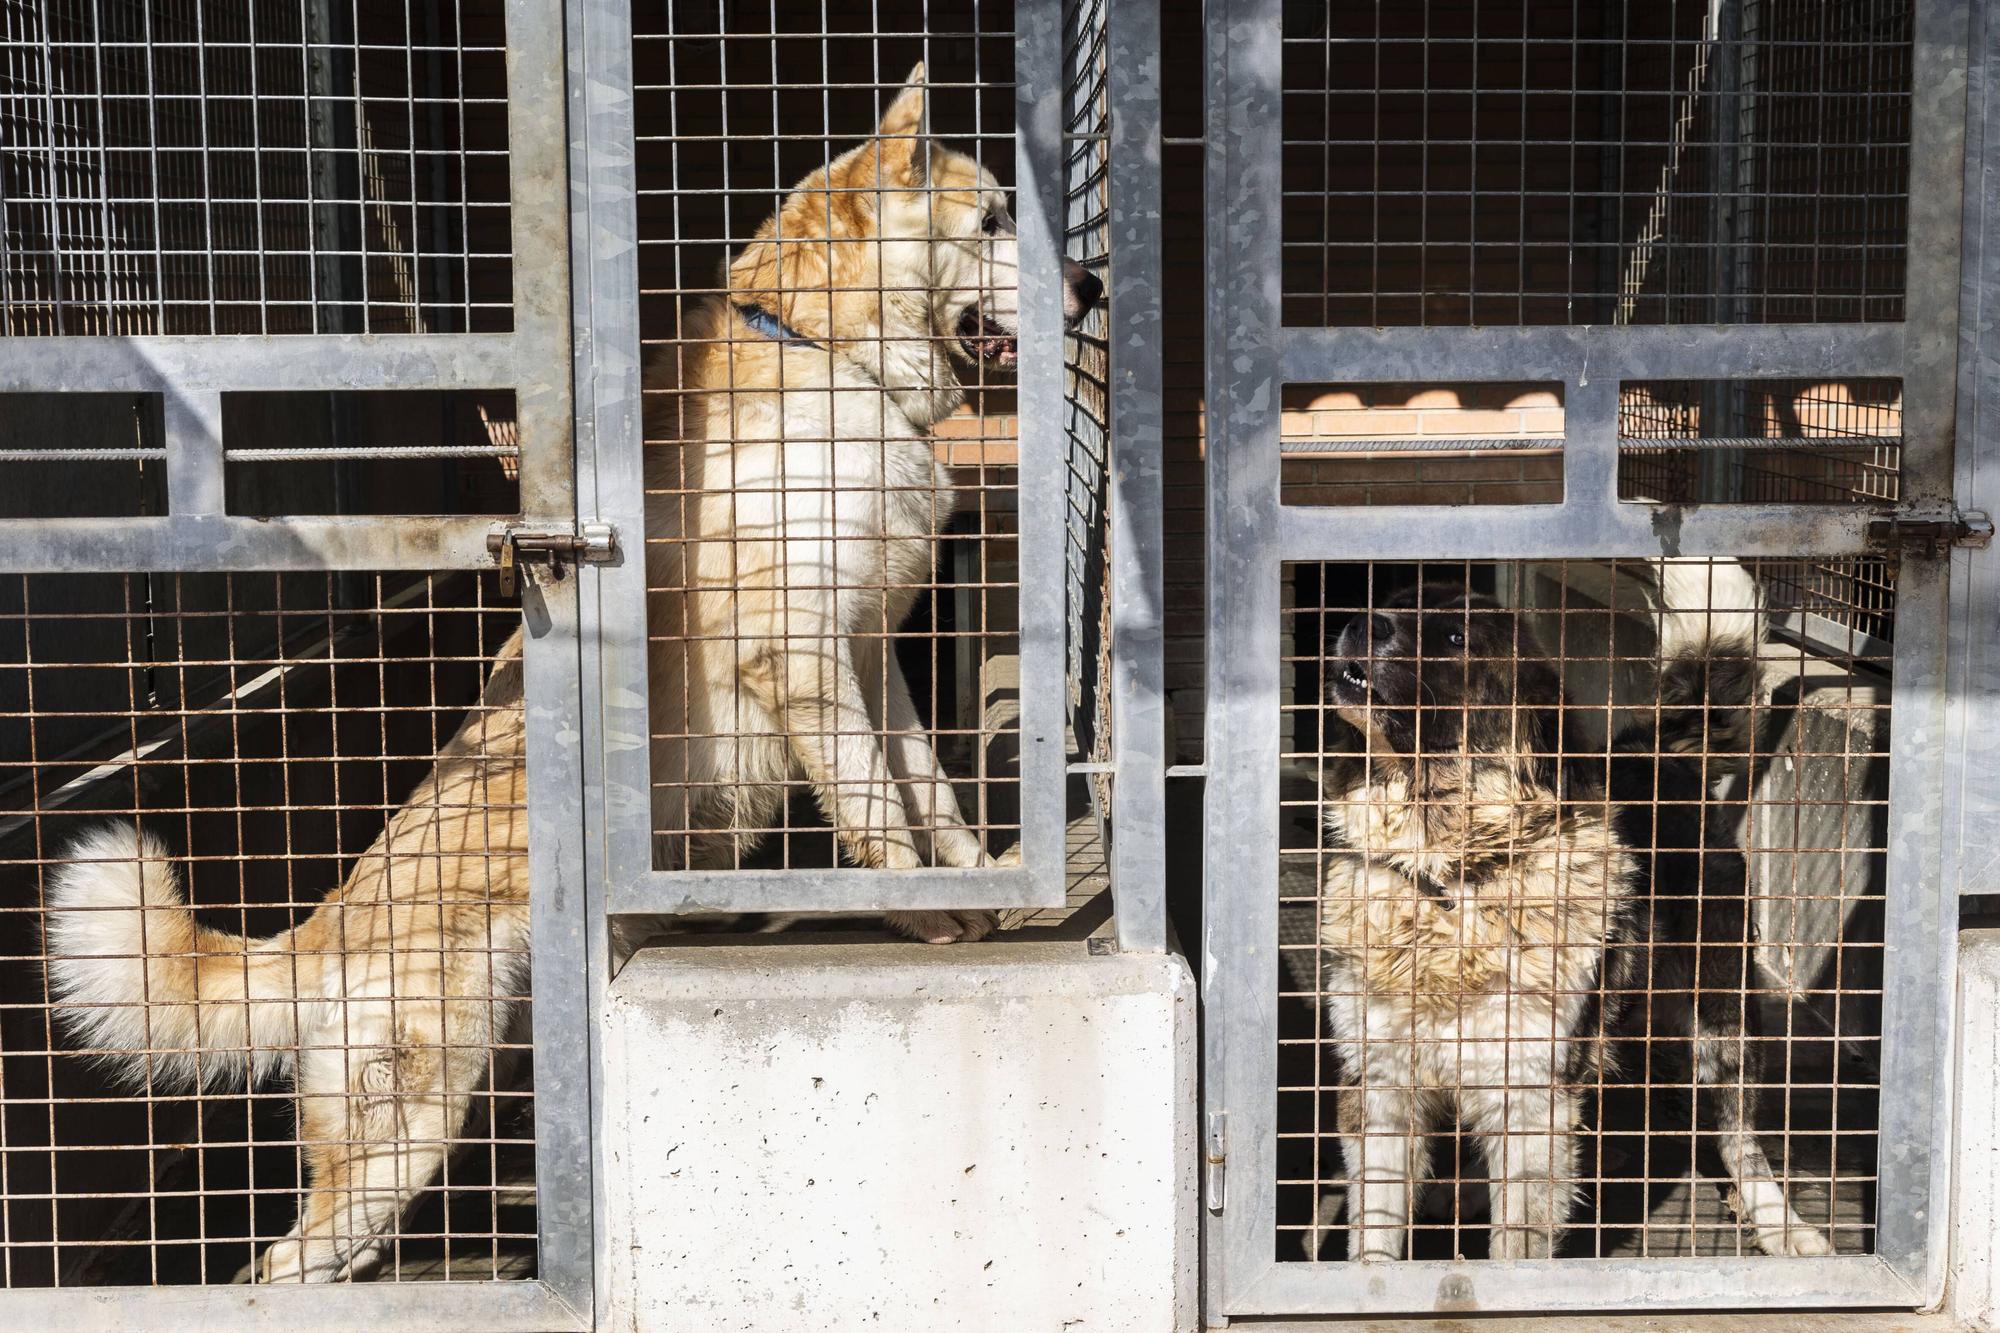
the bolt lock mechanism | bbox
[487,522,617,596]
[1864,509,1993,559]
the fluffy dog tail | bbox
[44,823,302,1091]
[1652,557,1766,758]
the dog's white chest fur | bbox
[723,360,957,617]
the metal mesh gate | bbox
[0,0,589,1322]
[1203,0,1970,1314]
[583,0,1163,947]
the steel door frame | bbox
[1200,0,1974,1315]
[577,0,1075,922]
[0,0,594,1323]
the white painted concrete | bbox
[602,939,1198,1333]
[1953,930,2000,1332]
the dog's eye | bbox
[981,210,1001,236]
[1447,630,1467,648]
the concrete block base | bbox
[602,940,1198,1333]
[1954,930,2000,1330]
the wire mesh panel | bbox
[0,571,537,1286]
[0,0,514,336]
[1063,0,1113,815]
[1279,383,1565,508]
[1278,0,1915,327]
[1275,558,1885,1264]
[598,0,1082,922]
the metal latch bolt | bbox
[1865,510,1993,558]
[488,522,617,595]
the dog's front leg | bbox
[1341,1083,1424,1261]
[876,651,991,868]
[1479,1084,1576,1260]
[780,639,921,871]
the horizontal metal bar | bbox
[1277,502,1879,560]
[1281,437,1561,455]
[225,445,519,462]
[607,866,1064,917]
[1622,435,1905,452]
[0,1279,586,1331]
[1232,1254,1915,1317]
[1281,324,1910,385]
[0,335,532,394]
[0,515,515,571]
[1775,610,1897,665]
[0,448,166,462]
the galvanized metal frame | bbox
[587,0,1071,919]
[1201,0,1972,1315]
[0,0,594,1323]
[1101,0,1169,954]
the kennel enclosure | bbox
[3,0,1999,1323]
[1198,0,1986,1316]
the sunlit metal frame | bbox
[0,0,592,1324]
[577,0,1117,922]
[1200,0,1973,1315]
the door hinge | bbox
[1205,1112,1227,1214]
[488,521,617,595]
[1865,509,1993,558]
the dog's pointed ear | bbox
[875,63,930,188]
[879,63,927,137]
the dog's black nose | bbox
[1368,614,1396,647]
[1063,258,1104,322]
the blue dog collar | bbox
[736,303,822,349]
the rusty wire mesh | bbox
[1277,0,1914,327]
[0,570,532,1285]
[0,0,515,336]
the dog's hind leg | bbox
[1694,1012,1833,1257]
[259,1010,488,1282]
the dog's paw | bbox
[989,843,1023,868]
[885,909,997,944]
[1758,1223,1834,1258]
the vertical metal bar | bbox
[1874,553,1953,1296]
[1870,0,1972,1299]
[1902,0,1973,506]
[511,0,591,1314]
[304,0,351,334]
[520,562,595,1320]
[163,388,226,517]
[1017,0,1072,901]
[1203,0,1285,1310]
[1950,0,2000,907]
[1700,0,1746,500]
[570,0,652,908]
[565,0,642,1315]
[1107,0,1167,953]
[503,0,579,523]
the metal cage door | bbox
[1200,0,1975,1315]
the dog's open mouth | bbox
[957,305,1018,366]
[1337,662,1370,696]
